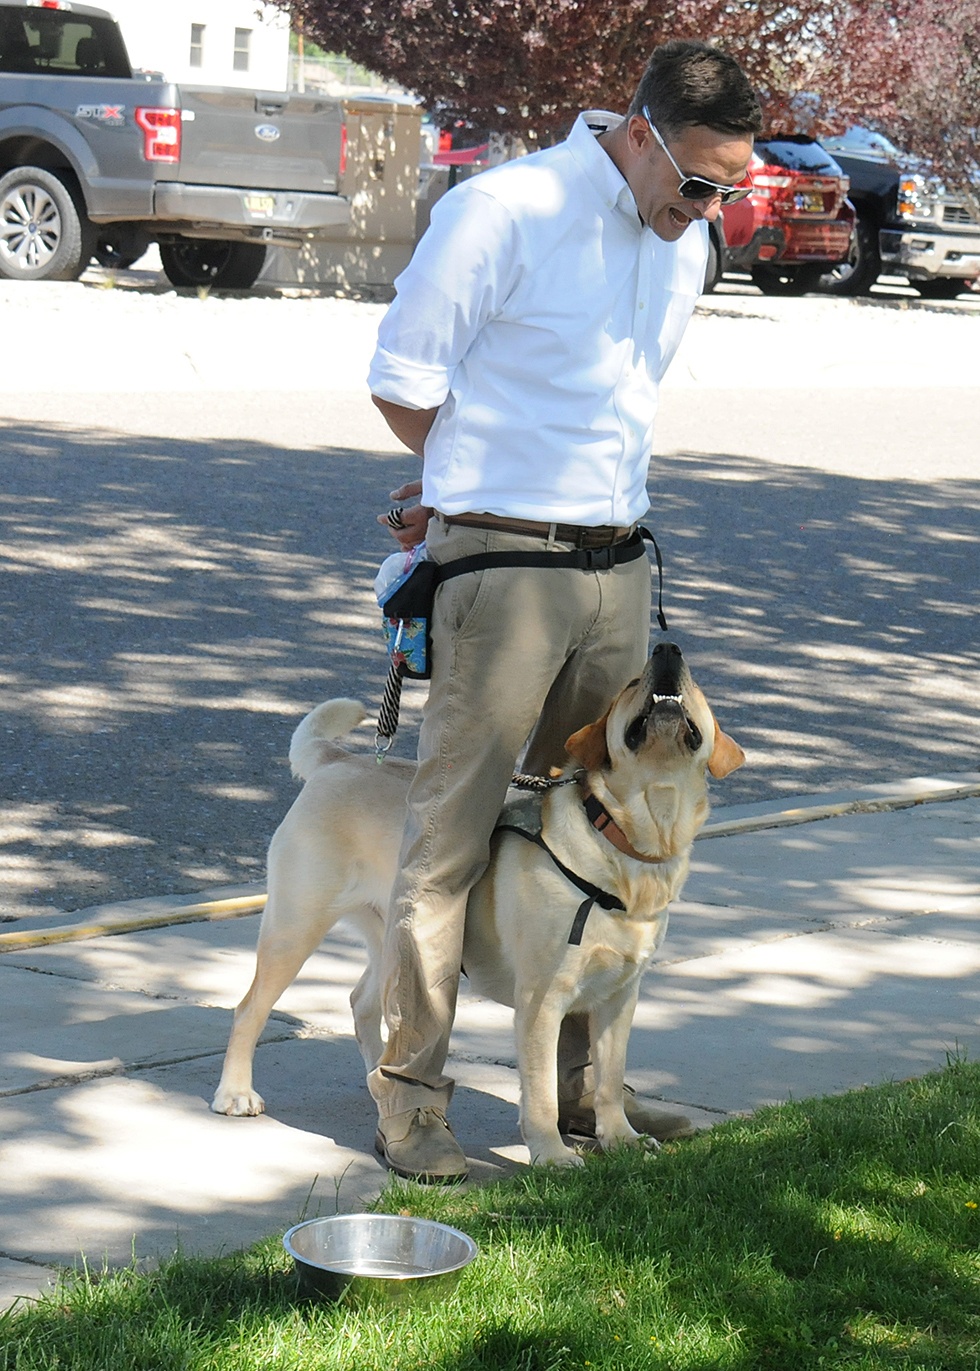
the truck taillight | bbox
[339,122,347,178]
[135,107,182,163]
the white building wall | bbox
[105,0,290,90]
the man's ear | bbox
[708,712,745,778]
[565,715,611,772]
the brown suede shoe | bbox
[374,1106,469,1183]
[558,1085,697,1142]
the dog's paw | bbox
[211,1088,266,1117]
[526,1140,586,1168]
[598,1124,659,1154]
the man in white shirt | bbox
[367,40,761,1181]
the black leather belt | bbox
[441,511,636,550]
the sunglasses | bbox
[641,106,752,205]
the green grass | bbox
[3,1061,980,1370]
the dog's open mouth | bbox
[624,693,703,755]
[625,644,707,756]
[623,644,704,755]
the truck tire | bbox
[750,263,824,296]
[818,213,880,296]
[0,166,95,282]
[914,278,967,300]
[94,227,150,271]
[702,231,722,293]
[159,240,267,290]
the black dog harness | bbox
[494,822,627,946]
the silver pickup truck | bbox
[0,0,348,287]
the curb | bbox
[0,893,265,953]
[698,781,980,840]
[2,781,977,955]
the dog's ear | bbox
[708,713,745,778]
[564,715,610,772]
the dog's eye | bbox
[686,717,703,752]
[624,715,647,751]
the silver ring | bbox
[385,506,406,530]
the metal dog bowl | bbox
[283,1213,478,1304]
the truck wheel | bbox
[818,214,880,296]
[94,227,150,271]
[0,166,95,282]
[750,264,823,296]
[914,278,966,300]
[159,240,267,290]
[702,232,722,293]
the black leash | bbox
[495,823,626,945]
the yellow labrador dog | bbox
[212,642,743,1166]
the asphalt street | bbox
[1,265,978,921]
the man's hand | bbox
[377,480,433,550]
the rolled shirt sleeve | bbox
[365,113,707,526]
[367,185,523,411]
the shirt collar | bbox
[566,110,640,222]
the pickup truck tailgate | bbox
[177,87,344,193]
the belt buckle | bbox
[579,545,616,570]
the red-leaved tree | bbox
[288,0,979,190]
[882,1,979,201]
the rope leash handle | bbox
[375,657,405,761]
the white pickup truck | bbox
[820,127,980,299]
[0,0,348,287]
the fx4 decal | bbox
[76,105,126,125]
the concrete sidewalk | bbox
[1,775,978,1312]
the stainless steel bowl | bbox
[283,1213,479,1304]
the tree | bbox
[884,1,980,206]
[288,1,979,190]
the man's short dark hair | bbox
[630,39,763,137]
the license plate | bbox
[795,191,825,213]
[244,193,275,216]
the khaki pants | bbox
[367,517,652,1119]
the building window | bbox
[189,24,205,68]
[233,27,251,72]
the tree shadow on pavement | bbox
[1,422,977,916]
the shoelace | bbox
[414,1106,449,1129]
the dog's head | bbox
[563,644,743,855]
[565,643,744,781]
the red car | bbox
[705,136,855,295]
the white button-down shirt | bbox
[368,111,708,526]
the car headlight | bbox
[897,173,933,219]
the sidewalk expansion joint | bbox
[0,1250,60,1271]
[0,1037,295,1100]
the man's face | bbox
[624,117,754,242]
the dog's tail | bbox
[288,699,366,781]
